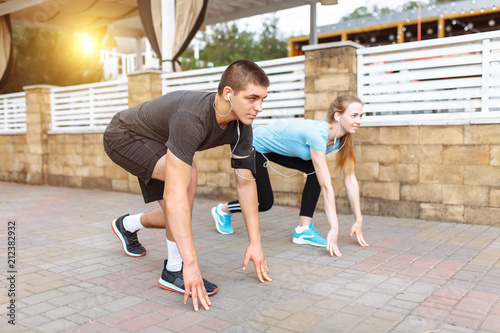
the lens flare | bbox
[82,33,94,56]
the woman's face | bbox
[338,102,363,134]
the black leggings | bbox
[227,152,320,218]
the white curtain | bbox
[0,15,13,91]
[138,0,208,71]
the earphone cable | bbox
[231,119,256,181]
[214,96,232,117]
[262,121,347,178]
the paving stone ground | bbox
[0,181,499,332]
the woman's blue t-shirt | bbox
[253,119,340,160]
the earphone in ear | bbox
[227,93,231,102]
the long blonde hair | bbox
[326,94,362,175]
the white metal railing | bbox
[0,92,26,134]
[162,56,306,126]
[357,30,500,126]
[50,80,128,132]
[100,49,160,80]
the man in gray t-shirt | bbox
[104,60,272,311]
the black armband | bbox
[231,149,256,176]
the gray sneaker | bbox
[111,214,146,257]
[158,260,218,295]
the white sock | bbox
[295,225,309,233]
[218,204,229,215]
[123,213,144,232]
[166,239,182,272]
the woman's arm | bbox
[310,148,342,257]
[344,170,369,247]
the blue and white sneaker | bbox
[292,223,327,247]
[212,203,234,234]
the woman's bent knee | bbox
[258,198,274,212]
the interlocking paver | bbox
[411,304,449,321]
[21,302,56,316]
[276,312,322,332]
[390,299,422,314]
[117,312,167,332]
[392,315,440,332]
[158,311,206,331]
[36,318,77,333]
[481,314,500,332]
[317,312,364,332]
[198,316,233,331]
[44,305,80,319]
[22,289,65,305]
[349,316,397,333]
[65,313,91,325]
[11,314,50,329]
[1,181,500,332]
[356,291,394,308]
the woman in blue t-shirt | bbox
[212,94,369,257]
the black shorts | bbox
[103,121,166,203]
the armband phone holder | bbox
[231,148,256,176]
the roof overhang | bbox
[1,0,321,37]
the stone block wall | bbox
[0,51,499,225]
[299,42,500,225]
[44,132,135,192]
[0,72,161,195]
[0,134,27,182]
[352,125,500,225]
[39,71,164,195]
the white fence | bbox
[50,80,129,132]
[0,92,26,134]
[100,49,160,81]
[357,30,500,126]
[162,56,306,126]
[9,32,500,134]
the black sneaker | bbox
[111,214,146,257]
[158,260,218,296]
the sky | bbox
[236,0,429,37]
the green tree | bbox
[2,27,103,93]
[179,16,287,70]
[401,0,455,11]
[340,0,457,22]
[253,17,287,61]
[199,22,257,68]
[401,1,420,11]
[340,6,371,21]
[434,0,456,4]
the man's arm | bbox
[163,150,211,311]
[234,167,272,283]
[344,171,369,247]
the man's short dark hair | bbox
[218,60,270,95]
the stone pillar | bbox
[125,70,163,193]
[127,70,163,107]
[24,85,54,185]
[302,41,362,120]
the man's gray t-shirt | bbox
[113,90,253,165]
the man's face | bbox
[230,84,268,125]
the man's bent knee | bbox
[152,154,167,181]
